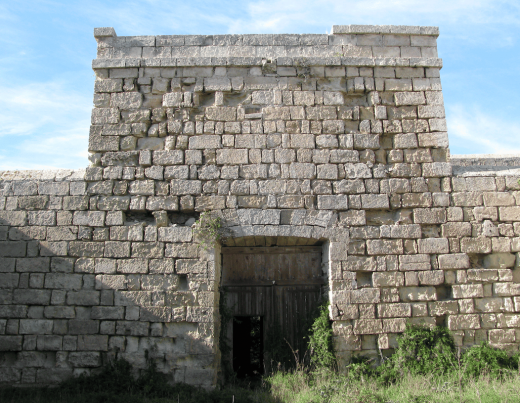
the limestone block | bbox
[467,269,498,282]
[428,301,458,316]
[399,286,437,302]
[73,211,106,227]
[460,237,492,254]
[0,336,23,351]
[499,207,520,222]
[382,318,407,333]
[189,135,222,149]
[195,196,226,211]
[216,149,248,165]
[0,273,20,288]
[317,195,348,210]
[333,334,361,351]
[353,134,379,149]
[452,284,484,299]
[484,253,516,269]
[0,305,27,318]
[329,242,348,261]
[91,307,124,320]
[378,303,411,318]
[394,92,426,106]
[152,150,184,166]
[438,253,469,269]
[361,194,389,209]
[91,109,119,125]
[418,270,444,285]
[447,314,480,331]
[380,224,421,239]
[413,208,446,224]
[44,274,83,290]
[205,107,237,121]
[489,329,516,344]
[36,335,62,351]
[186,307,214,323]
[68,352,102,367]
[111,93,142,109]
[353,319,383,334]
[475,298,512,313]
[141,275,179,291]
[367,239,403,255]
[19,320,53,335]
[372,272,404,287]
[66,290,100,305]
[441,222,472,238]
[350,288,380,304]
[13,289,51,305]
[323,91,344,105]
[114,291,151,306]
[417,238,449,254]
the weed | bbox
[462,341,520,380]
[307,303,335,370]
[193,211,223,250]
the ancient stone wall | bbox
[1,25,520,387]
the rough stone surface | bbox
[0,24,519,388]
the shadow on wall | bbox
[0,209,218,387]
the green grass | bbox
[2,325,520,402]
[2,370,520,403]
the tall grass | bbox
[1,324,520,402]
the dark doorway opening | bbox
[232,316,264,378]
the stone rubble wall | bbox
[0,25,519,387]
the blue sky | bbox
[1,0,520,170]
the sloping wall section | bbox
[1,25,520,387]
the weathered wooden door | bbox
[221,246,324,372]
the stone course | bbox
[1,24,520,387]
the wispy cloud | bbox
[0,80,91,170]
[447,104,520,155]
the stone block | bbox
[372,272,404,287]
[317,195,348,210]
[77,335,108,351]
[452,284,484,299]
[399,287,437,302]
[499,207,520,221]
[428,301,458,316]
[111,92,142,109]
[353,319,382,334]
[378,303,411,318]
[68,320,99,335]
[418,271,444,285]
[350,288,380,304]
[366,239,403,255]
[0,335,23,351]
[66,291,100,305]
[68,352,102,367]
[413,208,446,224]
[19,320,53,334]
[447,314,480,331]
[438,253,469,269]
[417,238,449,254]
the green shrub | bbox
[378,324,457,383]
[307,303,336,370]
[462,341,520,379]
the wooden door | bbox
[221,246,324,371]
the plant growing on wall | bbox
[193,212,223,250]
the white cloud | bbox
[447,104,520,155]
[0,80,91,170]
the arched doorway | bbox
[220,236,325,377]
